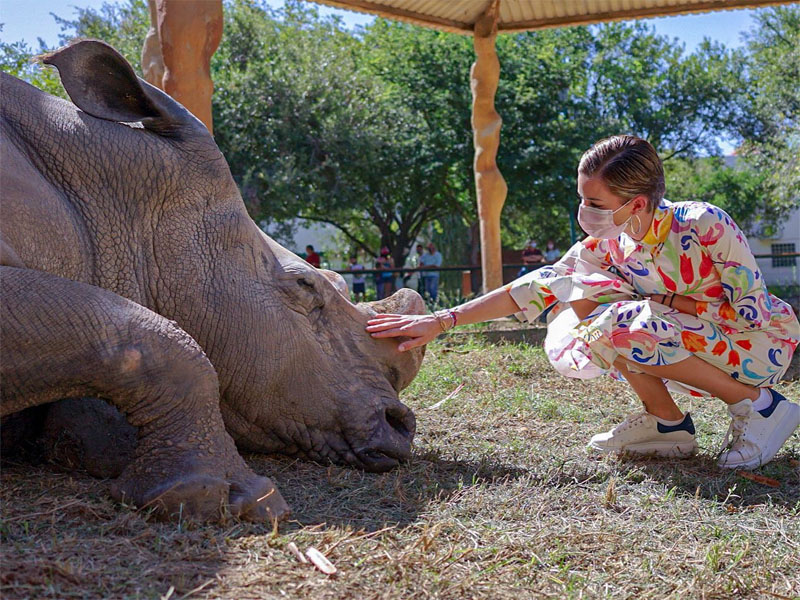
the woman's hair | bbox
[578,135,665,211]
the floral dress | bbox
[508,199,800,397]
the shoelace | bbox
[720,411,749,453]
[613,411,650,433]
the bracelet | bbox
[668,294,676,308]
[448,309,459,327]
[433,311,452,332]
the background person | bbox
[375,247,394,300]
[544,239,561,262]
[404,243,424,292]
[518,240,544,277]
[419,242,443,304]
[367,135,800,471]
[305,244,321,268]
[349,255,366,302]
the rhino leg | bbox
[0,267,289,523]
[40,397,138,479]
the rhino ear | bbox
[41,39,196,135]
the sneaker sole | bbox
[588,440,698,459]
[718,402,800,470]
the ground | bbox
[1,336,798,599]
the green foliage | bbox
[664,156,768,233]
[2,1,795,266]
[497,22,746,251]
[51,0,150,71]
[0,1,149,98]
[0,35,65,98]
[213,3,472,267]
[736,7,800,225]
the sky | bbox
[1,0,760,52]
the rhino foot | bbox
[229,474,290,523]
[111,467,289,524]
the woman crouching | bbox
[367,135,800,469]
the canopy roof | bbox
[307,0,791,34]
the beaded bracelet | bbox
[448,309,459,327]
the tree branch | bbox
[296,213,375,256]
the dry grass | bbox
[2,337,799,599]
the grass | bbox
[2,338,799,599]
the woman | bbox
[375,247,395,300]
[367,135,800,469]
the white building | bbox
[747,207,799,287]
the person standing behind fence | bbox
[544,239,561,263]
[349,255,366,302]
[420,242,443,303]
[404,243,424,292]
[376,247,395,300]
[305,245,321,268]
[518,240,544,277]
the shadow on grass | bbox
[611,451,800,509]
[246,449,531,533]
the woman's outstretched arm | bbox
[366,285,520,352]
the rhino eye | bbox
[289,276,324,315]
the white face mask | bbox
[577,200,632,239]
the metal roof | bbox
[306,0,794,34]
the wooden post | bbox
[471,0,507,293]
[461,270,473,297]
[141,0,223,134]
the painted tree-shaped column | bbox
[471,0,507,293]
[141,0,223,133]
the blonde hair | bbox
[578,135,665,211]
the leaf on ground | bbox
[736,470,780,488]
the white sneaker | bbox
[588,412,698,458]
[717,389,800,470]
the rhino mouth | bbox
[358,450,404,472]
[354,404,416,473]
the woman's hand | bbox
[366,313,442,352]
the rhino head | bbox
[30,40,425,472]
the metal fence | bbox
[333,252,800,303]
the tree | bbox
[5,0,789,270]
[664,156,768,233]
[213,2,471,268]
[0,35,65,98]
[51,0,150,70]
[735,7,800,228]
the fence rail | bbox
[332,252,800,277]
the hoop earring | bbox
[630,213,642,236]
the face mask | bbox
[577,200,632,239]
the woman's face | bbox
[577,174,633,226]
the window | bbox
[771,243,797,268]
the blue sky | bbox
[1,0,758,52]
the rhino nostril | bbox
[384,406,412,438]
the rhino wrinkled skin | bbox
[0,40,425,523]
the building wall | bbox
[746,207,800,287]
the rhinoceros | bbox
[0,40,424,523]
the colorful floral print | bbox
[509,200,800,396]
